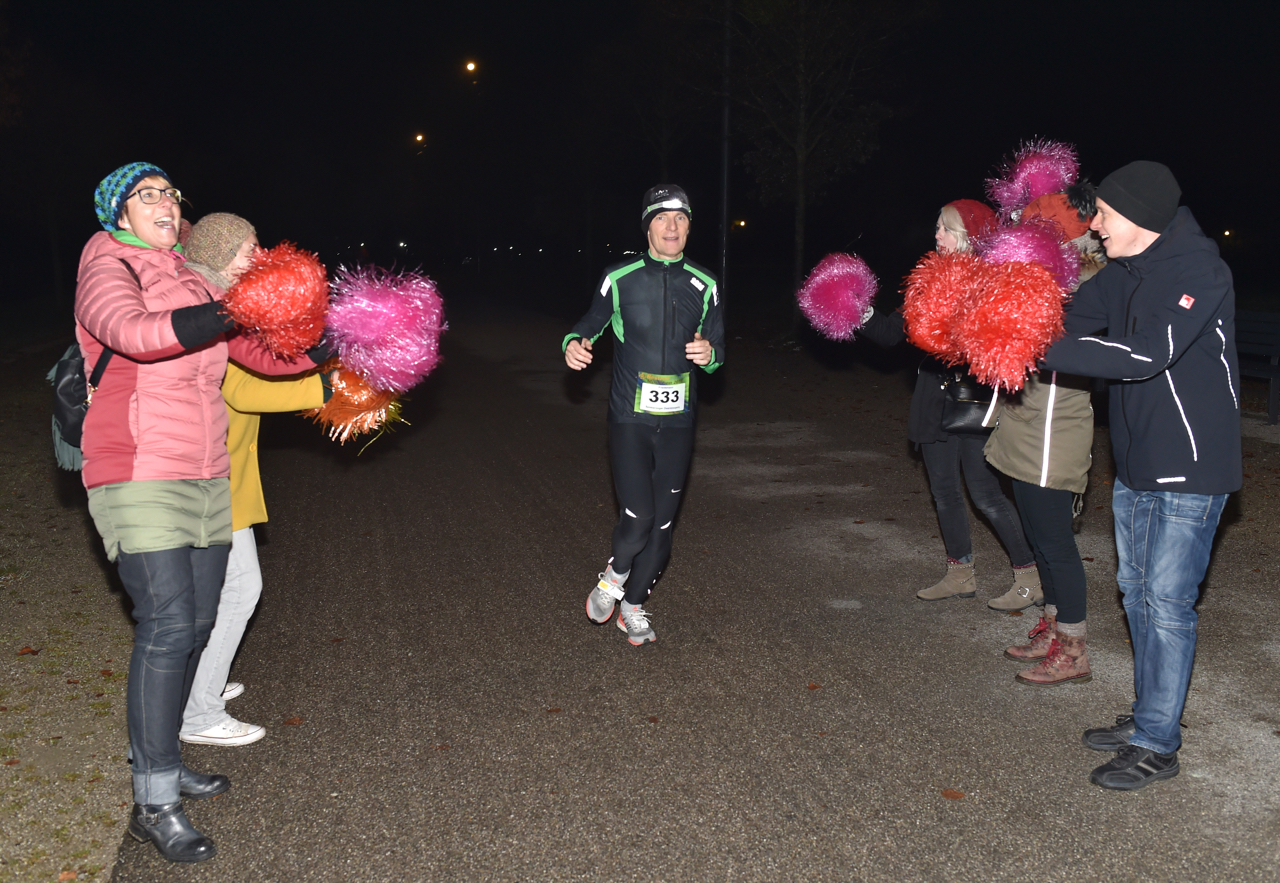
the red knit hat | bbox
[1023,193,1090,240]
[945,199,997,240]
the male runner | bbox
[564,185,725,645]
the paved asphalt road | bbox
[108,312,1280,882]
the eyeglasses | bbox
[125,187,182,206]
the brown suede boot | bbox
[1015,630,1091,686]
[1003,614,1056,661]
[916,560,976,601]
[988,564,1044,611]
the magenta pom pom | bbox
[325,266,446,393]
[986,139,1079,220]
[976,219,1079,291]
[797,253,879,340]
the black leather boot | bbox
[179,766,231,800]
[128,802,216,863]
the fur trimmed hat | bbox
[1023,193,1091,240]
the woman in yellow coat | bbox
[177,214,330,746]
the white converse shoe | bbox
[221,682,245,700]
[180,718,266,746]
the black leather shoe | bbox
[179,766,231,800]
[127,802,217,863]
[1082,714,1136,752]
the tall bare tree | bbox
[732,0,912,289]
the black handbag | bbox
[49,345,114,470]
[940,371,995,435]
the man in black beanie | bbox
[1040,161,1241,791]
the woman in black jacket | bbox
[860,200,1039,608]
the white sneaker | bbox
[221,681,245,700]
[180,718,266,746]
[616,603,656,645]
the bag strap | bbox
[86,258,140,387]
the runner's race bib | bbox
[635,372,691,415]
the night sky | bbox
[2,0,1276,341]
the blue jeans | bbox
[1111,479,1228,755]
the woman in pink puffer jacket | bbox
[75,162,320,863]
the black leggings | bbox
[608,422,695,604]
[1011,480,1087,624]
[920,434,1034,567]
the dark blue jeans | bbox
[1112,479,1228,755]
[921,434,1034,567]
[118,545,228,804]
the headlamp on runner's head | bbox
[641,185,692,232]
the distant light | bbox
[509,246,513,250]
[415,134,424,142]
[466,61,476,72]
[1224,230,1232,236]
[399,242,407,248]
[736,220,746,227]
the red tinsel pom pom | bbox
[901,251,989,362]
[955,261,1066,392]
[796,252,879,341]
[221,243,329,359]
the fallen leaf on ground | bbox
[1007,610,1024,617]
[283,716,304,726]
[808,682,822,690]
[435,744,450,750]
[547,707,561,714]
[331,637,345,643]
[649,716,659,723]
[59,872,77,881]
[3,759,18,766]
[17,646,39,656]
[1082,557,1095,562]
[66,679,79,684]
[99,670,112,678]
[942,789,965,800]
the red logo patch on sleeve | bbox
[1178,294,1195,309]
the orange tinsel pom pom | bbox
[901,251,988,363]
[955,261,1067,392]
[222,242,329,359]
[303,364,404,444]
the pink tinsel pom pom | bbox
[901,251,989,362]
[954,261,1066,392]
[797,252,879,340]
[325,266,446,393]
[985,139,1079,220]
[222,243,329,359]
[976,219,1080,291]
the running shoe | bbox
[616,603,656,645]
[587,572,625,624]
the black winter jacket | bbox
[564,252,724,428]
[860,309,974,446]
[1041,207,1240,495]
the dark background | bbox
[1,0,1276,345]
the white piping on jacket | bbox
[1216,323,1239,410]
[1040,372,1058,487]
[1165,371,1198,461]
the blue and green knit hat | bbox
[94,162,171,231]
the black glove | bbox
[306,339,335,365]
[172,302,235,349]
